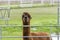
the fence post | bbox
[0,26,2,40]
[50,0,55,5]
[41,0,44,5]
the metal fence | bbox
[0,0,59,7]
[0,0,60,40]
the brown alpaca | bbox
[22,12,51,40]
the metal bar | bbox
[0,25,60,27]
[0,36,60,38]
[5,10,9,25]
[0,26,2,40]
[0,8,10,10]
[7,8,10,18]
[8,0,10,18]
[50,25,52,40]
[0,10,3,19]
[57,0,60,39]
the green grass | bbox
[0,6,59,40]
[2,38,22,40]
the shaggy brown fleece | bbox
[22,12,52,40]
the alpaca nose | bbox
[24,17,28,22]
[25,17,27,19]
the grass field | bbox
[0,6,59,40]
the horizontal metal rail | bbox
[0,24,21,27]
[0,36,60,38]
[0,8,10,10]
[0,24,60,27]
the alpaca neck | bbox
[23,22,30,40]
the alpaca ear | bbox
[28,13,32,19]
[29,14,32,19]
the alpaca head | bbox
[22,12,32,25]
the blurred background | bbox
[0,0,60,40]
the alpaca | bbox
[22,12,51,40]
